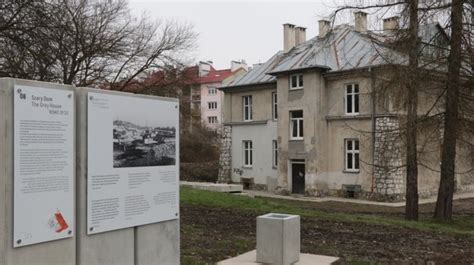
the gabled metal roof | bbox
[222,23,445,90]
[222,52,283,89]
[269,24,399,75]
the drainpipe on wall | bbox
[370,67,376,193]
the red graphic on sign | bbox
[54,212,69,233]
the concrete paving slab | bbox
[218,250,339,265]
[180,181,243,193]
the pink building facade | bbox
[194,61,247,129]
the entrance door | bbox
[291,162,305,194]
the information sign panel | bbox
[13,85,74,247]
[87,92,179,234]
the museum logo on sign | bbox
[17,89,26,100]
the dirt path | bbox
[181,204,474,264]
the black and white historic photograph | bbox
[113,119,176,168]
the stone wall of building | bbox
[374,116,405,201]
[218,125,232,183]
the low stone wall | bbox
[361,191,405,202]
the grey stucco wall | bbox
[231,121,278,186]
[223,85,276,123]
[324,77,375,192]
[325,119,374,191]
[225,68,473,199]
[276,71,329,194]
[326,76,372,117]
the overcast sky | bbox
[128,0,347,69]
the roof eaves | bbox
[322,64,392,78]
[219,81,276,92]
[266,65,332,76]
[197,79,226,85]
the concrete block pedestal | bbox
[219,212,339,265]
[256,213,300,265]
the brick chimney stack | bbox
[354,11,368,33]
[318,20,330,38]
[283,23,296,53]
[295,26,307,45]
[383,16,399,32]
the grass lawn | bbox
[180,187,474,264]
[181,186,474,235]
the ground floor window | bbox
[345,139,360,172]
[243,140,253,167]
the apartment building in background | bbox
[219,12,474,201]
[191,60,248,129]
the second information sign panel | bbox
[87,92,179,234]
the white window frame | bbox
[345,83,360,115]
[290,110,303,140]
[272,140,278,168]
[243,95,253,122]
[208,101,217,110]
[208,87,217,95]
[345,139,360,172]
[243,140,253,167]
[208,116,218,124]
[272,92,278,120]
[290,73,304,90]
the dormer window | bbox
[290,74,303,90]
[345,83,359,115]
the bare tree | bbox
[0,0,36,33]
[434,0,468,221]
[331,0,424,220]
[404,0,420,220]
[332,0,473,220]
[0,0,196,87]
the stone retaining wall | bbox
[218,126,232,183]
[374,116,405,198]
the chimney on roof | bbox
[318,20,330,38]
[354,11,368,33]
[295,26,307,45]
[198,61,212,77]
[283,23,296,53]
[383,16,399,32]
[231,60,248,72]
